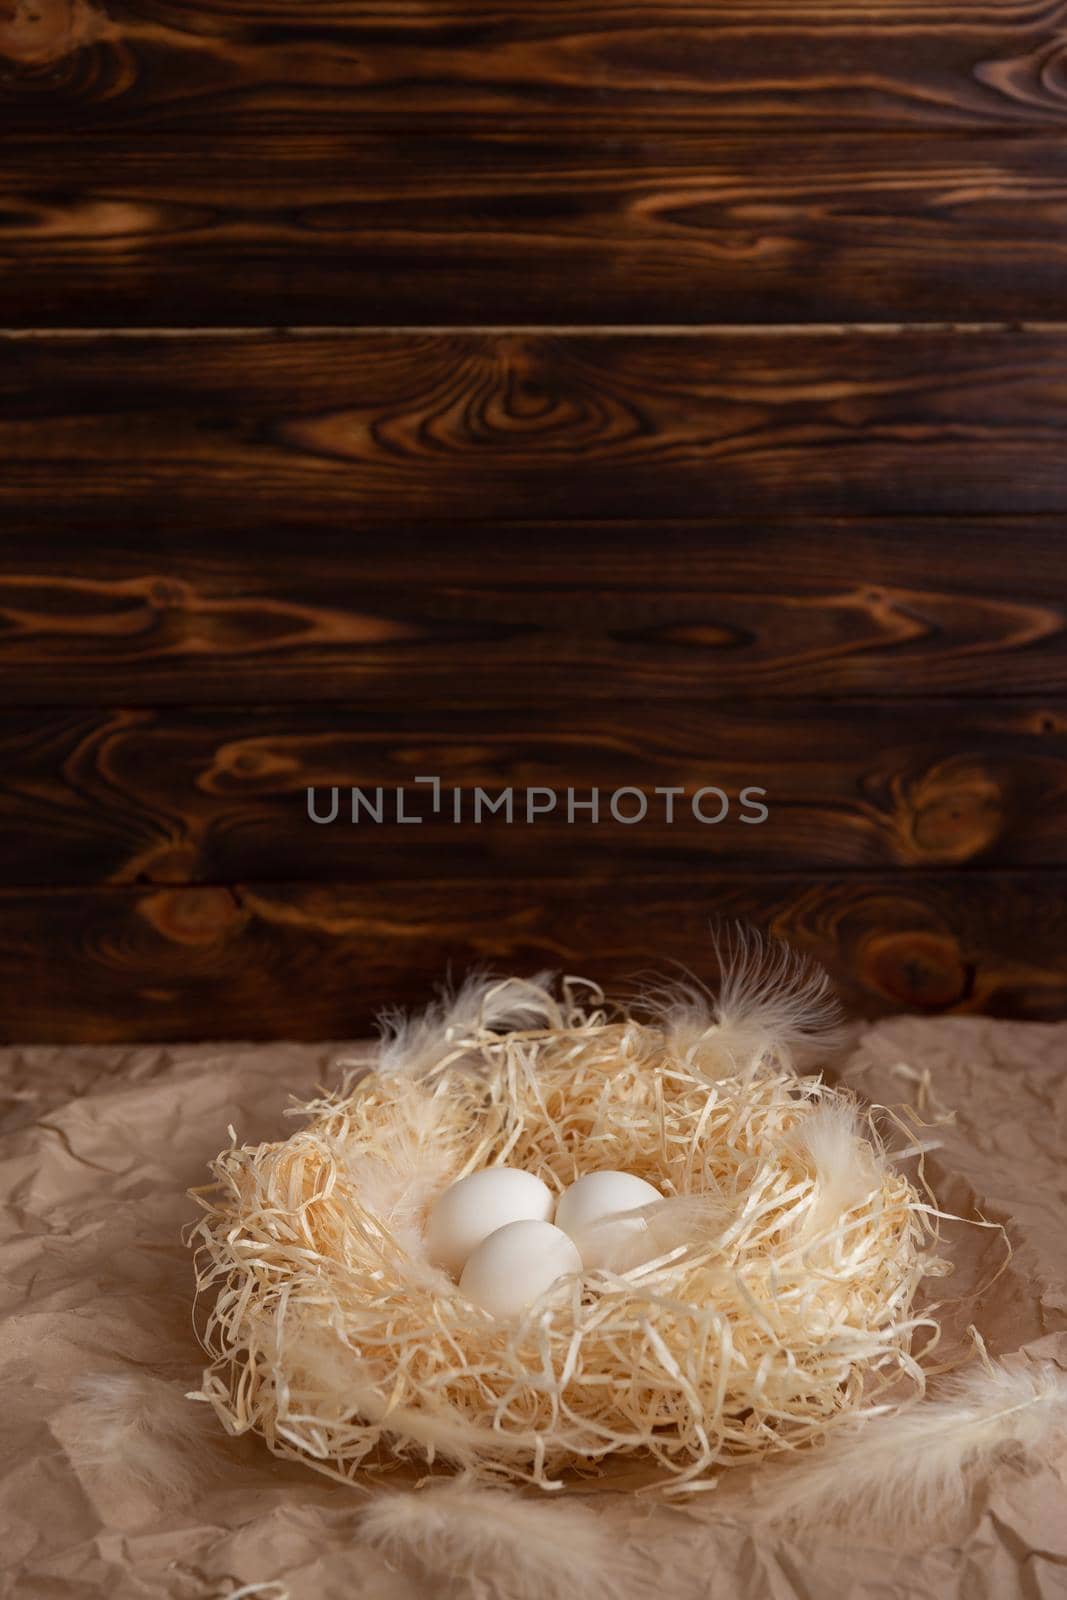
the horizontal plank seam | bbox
[2,514,1066,528]
[6,127,1062,143]
[2,869,1065,898]
[0,694,1063,715]
[0,322,1063,339]
[0,696,1062,714]
[13,119,1067,138]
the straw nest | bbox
[189,946,948,1493]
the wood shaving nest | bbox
[187,975,947,1492]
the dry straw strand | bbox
[188,950,947,1493]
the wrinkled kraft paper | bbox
[1,1018,1065,1599]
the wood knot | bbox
[892,762,1004,864]
[201,740,302,792]
[138,886,245,946]
[0,0,116,66]
[862,931,970,1011]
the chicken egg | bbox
[458,1219,582,1318]
[426,1167,554,1278]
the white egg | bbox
[426,1167,554,1278]
[459,1219,582,1319]
[555,1171,663,1269]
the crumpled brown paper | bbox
[1,1020,1065,1599]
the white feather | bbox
[643,982,721,1071]
[574,1195,732,1275]
[377,971,562,1078]
[789,1098,885,1238]
[757,1359,1067,1535]
[360,1480,646,1600]
[642,928,844,1078]
[338,1080,456,1255]
[340,1149,455,1282]
[711,926,846,1073]
[64,1372,220,1503]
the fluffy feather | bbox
[789,1097,885,1240]
[336,1077,459,1275]
[63,1372,220,1503]
[643,981,723,1071]
[360,1480,646,1600]
[757,1358,1067,1535]
[711,926,846,1073]
[573,1194,732,1276]
[377,971,562,1078]
[642,927,844,1077]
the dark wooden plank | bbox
[7,133,1067,326]
[0,872,1063,1042]
[3,2,1067,132]
[1,702,1065,886]
[2,515,1065,708]
[7,330,1067,520]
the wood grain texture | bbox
[0,872,1063,1042]
[7,330,1067,520]
[7,133,1067,326]
[1,516,1065,708]
[1,701,1065,886]
[3,1,1067,131]
[5,1,1067,1036]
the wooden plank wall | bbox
[1,0,1066,1041]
